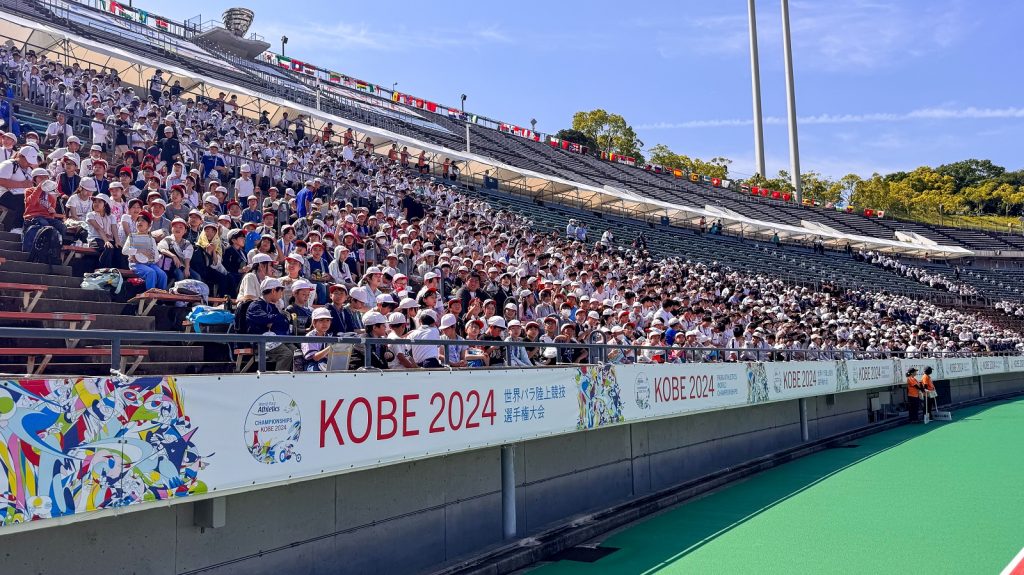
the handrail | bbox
[0,326,1011,376]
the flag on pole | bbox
[329,73,341,84]
[155,18,169,29]
[277,56,292,70]
[109,0,126,17]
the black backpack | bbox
[29,226,62,266]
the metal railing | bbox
[0,326,1012,376]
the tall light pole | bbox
[781,0,802,202]
[747,0,766,178]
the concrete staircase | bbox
[0,230,235,376]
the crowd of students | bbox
[1,51,1022,373]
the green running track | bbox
[529,397,1024,575]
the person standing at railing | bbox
[148,70,164,102]
[90,108,110,153]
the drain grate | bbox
[549,546,620,563]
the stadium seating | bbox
[0,0,1018,377]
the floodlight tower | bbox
[747,0,766,178]
[780,0,802,203]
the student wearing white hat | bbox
[349,311,393,369]
[23,167,66,239]
[407,309,442,368]
[245,277,297,371]
[301,307,336,372]
[0,146,38,229]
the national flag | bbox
[289,59,304,72]
[721,179,732,188]
[425,102,438,113]
[711,177,721,187]
[741,184,751,193]
[302,64,316,76]
[448,108,461,118]
[673,169,683,178]
[155,18,169,29]
[877,210,885,218]
[864,208,874,217]
[782,193,791,201]
[329,73,341,84]
[277,56,292,70]
[355,80,369,91]
[109,0,126,17]
[135,9,149,24]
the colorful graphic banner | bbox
[3,357,1023,530]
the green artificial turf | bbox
[530,397,1024,575]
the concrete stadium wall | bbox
[3,375,1022,575]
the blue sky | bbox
[155,0,1023,179]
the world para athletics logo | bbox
[634,372,651,411]
[244,391,302,464]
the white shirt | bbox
[0,159,30,195]
[407,326,441,363]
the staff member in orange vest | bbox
[906,367,926,422]
[921,366,936,418]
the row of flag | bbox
[105,0,171,30]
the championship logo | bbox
[244,391,302,464]
[634,372,651,411]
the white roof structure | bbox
[0,12,972,259]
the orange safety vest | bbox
[907,375,921,398]
[922,374,934,392]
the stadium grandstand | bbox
[0,1,1022,574]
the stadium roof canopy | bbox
[0,13,973,259]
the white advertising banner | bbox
[898,357,939,380]
[0,357,1016,530]
[976,356,1009,376]
[941,357,976,380]
[846,359,900,390]
[623,363,747,418]
[751,361,841,402]
[1007,356,1024,373]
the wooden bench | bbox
[0,347,148,375]
[129,289,229,316]
[0,311,97,347]
[62,245,98,266]
[0,282,48,312]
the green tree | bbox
[554,129,599,153]
[935,159,1006,193]
[571,109,645,163]
[647,144,731,178]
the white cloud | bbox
[651,0,974,71]
[639,106,1024,130]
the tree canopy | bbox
[570,109,645,163]
[647,144,731,179]
[559,108,1023,221]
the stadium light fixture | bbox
[281,35,288,56]
[530,118,537,132]
[461,93,467,113]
